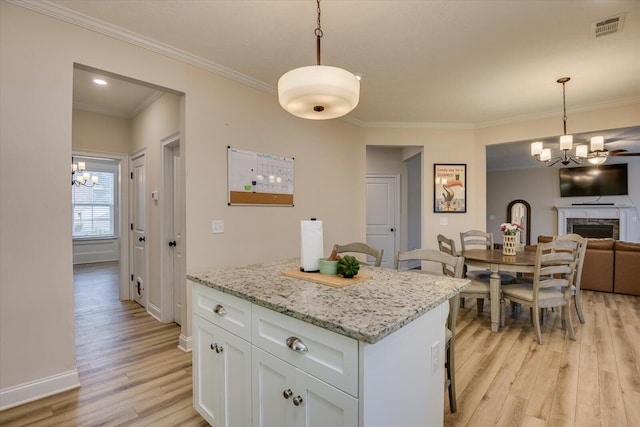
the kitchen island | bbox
[188,259,469,427]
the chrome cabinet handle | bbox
[210,343,223,353]
[213,304,227,316]
[293,396,304,406]
[286,337,308,353]
[283,389,293,399]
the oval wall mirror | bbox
[507,199,531,246]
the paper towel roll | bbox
[300,219,323,272]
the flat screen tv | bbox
[559,163,628,197]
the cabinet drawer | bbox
[192,282,252,341]
[252,304,358,397]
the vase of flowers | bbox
[500,222,524,256]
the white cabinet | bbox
[252,347,358,427]
[192,283,358,427]
[192,281,448,427]
[193,291,252,426]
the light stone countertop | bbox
[188,259,470,344]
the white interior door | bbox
[171,144,183,324]
[366,175,399,269]
[131,152,147,308]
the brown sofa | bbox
[614,241,640,295]
[534,236,640,296]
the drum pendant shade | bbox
[278,65,360,120]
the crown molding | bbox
[8,0,275,95]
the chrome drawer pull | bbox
[213,304,227,316]
[210,343,223,353]
[293,396,304,406]
[286,336,308,353]
[283,389,293,399]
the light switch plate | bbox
[439,217,448,226]
[211,220,224,234]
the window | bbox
[72,158,118,239]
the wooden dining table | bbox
[460,249,538,332]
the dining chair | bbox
[501,239,580,344]
[518,234,587,324]
[438,234,489,315]
[553,234,588,324]
[459,230,516,285]
[394,248,463,413]
[333,242,383,267]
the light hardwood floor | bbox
[1,263,638,426]
[445,290,640,427]
[0,262,207,427]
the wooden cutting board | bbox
[281,269,372,287]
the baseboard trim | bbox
[178,334,192,352]
[147,303,162,322]
[0,369,80,411]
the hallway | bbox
[0,262,205,426]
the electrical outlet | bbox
[431,341,440,374]
[211,220,224,234]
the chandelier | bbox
[530,77,608,166]
[277,0,360,120]
[72,158,99,187]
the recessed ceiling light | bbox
[93,78,107,85]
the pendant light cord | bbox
[558,77,570,135]
[315,0,323,65]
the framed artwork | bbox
[434,164,466,213]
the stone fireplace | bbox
[556,206,637,241]
[566,218,619,239]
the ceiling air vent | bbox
[592,13,625,37]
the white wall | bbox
[362,127,483,254]
[487,161,640,243]
[73,109,131,154]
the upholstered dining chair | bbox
[438,234,490,315]
[501,239,580,344]
[458,230,515,293]
[394,248,463,413]
[333,242,383,267]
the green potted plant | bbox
[337,255,360,278]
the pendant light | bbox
[278,0,360,120]
[530,77,607,166]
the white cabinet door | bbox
[193,316,251,427]
[295,370,358,427]
[253,347,357,427]
[252,347,297,427]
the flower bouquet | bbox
[500,223,524,255]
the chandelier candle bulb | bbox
[576,145,588,158]
[78,162,86,170]
[531,141,543,156]
[540,148,551,162]
[560,135,573,150]
[591,136,604,151]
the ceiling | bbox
[33,0,640,169]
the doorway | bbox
[161,133,184,325]
[366,174,400,269]
[130,150,148,309]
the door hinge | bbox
[130,223,133,231]
[131,172,133,179]
[131,274,134,281]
